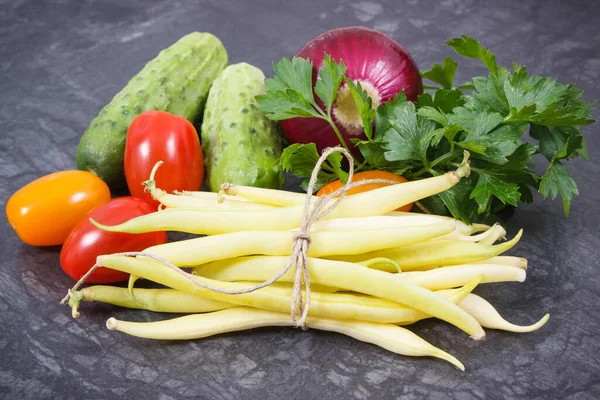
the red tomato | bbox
[124,111,204,206]
[60,197,167,284]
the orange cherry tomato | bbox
[6,170,111,246]
[316,170,413,212]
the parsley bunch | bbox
[256,36,595,223]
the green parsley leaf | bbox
[530,124,584,161]
[470,173,520,214]
[501,142,538,170]
[578,137,590,161]
[505,104,538,122]
[355,140,387,168]
[314,54,346,111]
[272,57,316,103]
[464,123,525,164]
[416,194,450,216]
[437,176,479,222]
[257,57,326,121]
[503,67,567,113]
[418,88,465,113]
[480,142,538,205]
[346,79,376,140]
[419,128,445,147]
[382,101,436,163]
[280,143,347,192]
[441,125,462,145]
[256,88,322,120]
[280,143,320,177]
[416,103,464,147]
[529,96,595,127]
[456,140,487,155]
[448,106,524,164]
[417,106,448,126]
[539,161,579,215]
[467,73,510,115]
[374,92,408,139]
[446,35,498,75]
[324,150,348,183]
[354,140,409,173]
[449,107,504,137]
[421,57,458,89]
[432,89,466,113]
[416,92,434,107]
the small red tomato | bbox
[60,197,167,284]
[124,111,204,206]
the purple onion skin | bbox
[280,26,423,155]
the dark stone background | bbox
[1,0,598,398]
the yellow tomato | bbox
[317,170,413,212]
[6,170,111,246]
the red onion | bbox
[280,27,423,154]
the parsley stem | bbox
[413,150,462,178]
[355,161,368,171]
[326,112,354,157]
[313,104,329,119]
[320,162,337,174]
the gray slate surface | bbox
[1,0,599,399]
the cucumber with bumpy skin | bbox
[77,32,227,187]
[201,63,283,192]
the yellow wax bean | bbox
[106,307,465,370]
[74,278,476,324]
[192,255,485,339]
[459,294,549,333]
[472,256,528,269]
[160,195,277,210]
[93,163,468,235]
[78,286,233,313]
[196,255,519,292]
[142,220,456,267]
[385,211,491,235]
[223,161,468,215]
[92,206,306,235]
[144,162,277,210]
[308,215,471,233]
[196,257,521,292]
[329,229,523,271]
[175,190,256,202]
[99,254,485,339]
[222,185,307,207]
[399,265,526,290]
[431,223,505,243]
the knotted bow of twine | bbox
[61,146,402,329]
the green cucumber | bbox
[201,63,284,192]
[76,32,227,187]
